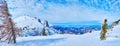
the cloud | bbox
[6,0,120,24]
[37,1,119,24]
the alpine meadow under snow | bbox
[0,0,120,46]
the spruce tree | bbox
[100,19,108,40]
[41,27,46,36]
[41,20,50,36]
[110,19,120,31]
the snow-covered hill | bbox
[13,16,58,36]
[107,23,120,41]
[14,16,43,28]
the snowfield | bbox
[0,24,120,46]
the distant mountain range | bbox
[52,24,101,34]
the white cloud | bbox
[6,0,120,24]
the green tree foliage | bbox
[100,19,108,40]
[41,20,50,36]
[41,27,46,36]
[89,30,92,33]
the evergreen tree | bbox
[100,19,108,40]
[112,19,120,27]
[41,27,46,36]
[41,20,50,36]
[110,19,120,31]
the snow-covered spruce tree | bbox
[0,0,20,44]
[100,19,108,40]
[41,20,48,36]
[110,19,120,31]
[113,19,120,25]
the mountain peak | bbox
[13,16,43,28]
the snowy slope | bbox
[0,34,65,46]
[0,24,120,46]
[107,24,120,41]
[13,15,43,28]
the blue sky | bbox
[35,0,120,12]
[3,0,120,24]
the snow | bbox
[13,16,58,36]
[0,34,66,46]
[0,0,120,46]
[13,16,43,28]
[0,24,120,46]
[106,24,120,41]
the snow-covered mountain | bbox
[13,16,43,28]
[13,16,58,36]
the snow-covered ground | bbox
[0,24,120,46]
